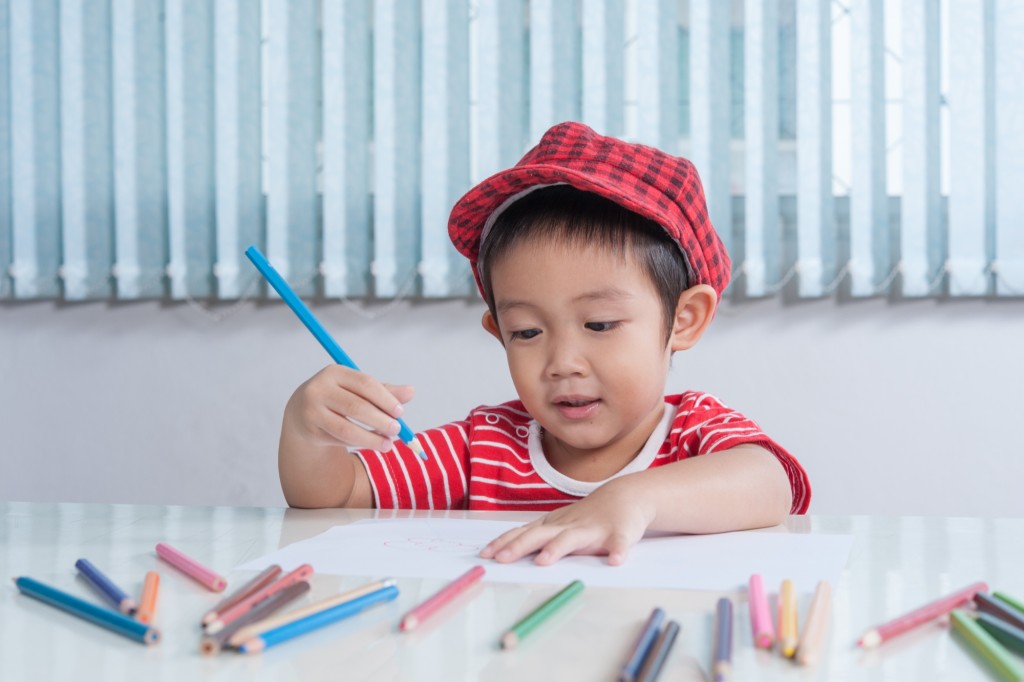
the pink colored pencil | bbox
[204,563,314,635]
[400,565,486,632]
[858,581,989,648]
[201,565,283,626]
[748,573,775,649]
[155,542,228,592]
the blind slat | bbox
[112,0,166,299]
[900,0,943,297]
[213,0,262,299]
[635,0,677,153]
[322,0,371,297]
[10,0,60,299]
[947,0,995,296]
[0,0,10,299]
[420,0,470,298]
[742,0,779,297]
[166,0,214,299]
[59,0,113,300]
[796,0,834,297]
[580,0,624,137]
[689,0,731,256]
[265,0,318,296]
[849,0,889,297]
[994,0,1024,295]
[373,0,421,298]
[529,0,580,143]
[474,0,527,180]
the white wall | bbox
[2,297,1022,517]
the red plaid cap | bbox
[448,121,731,298]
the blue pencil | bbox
[245,245,425,459]
[74,558,137,615]
[238,583,400,653]
[621,607,666,682]
[636,620,681,682]
[14,577,160,645]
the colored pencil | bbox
[500,580,584,650]
[74,558,137,615]
[135,571,160,624]
[202,564,283,626]
[950,609,1024,682]
[977,592,1024,630]
[857,581,988,648]
[635,620,680,682]
[14,577,160,645]
[245,245,424,459]
[238,584,400,654]
[778,579,799,658]
[619,607,666,682]
[230,578,396,647]
[995,592,1024,615]
[200,581,311,656]
[978,612,1024,657]
[205,563,314,634]
[400,566,484,632]
[748,573,774,649]
[796,581,832,666]
[712,598,733,681]
[155,542,227,592]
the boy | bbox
[278,122,810,566]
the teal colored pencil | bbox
[245,245,425,459]
[239,584,399,654]
[501,580,585,650]
[950,609,1024,682]
[14,577,160,645]
[978,612,1024,657]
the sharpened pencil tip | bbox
[408,437,425,457]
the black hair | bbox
[477,184,691,343]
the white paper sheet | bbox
[238,518,853,592]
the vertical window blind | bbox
[1,0,1021,303]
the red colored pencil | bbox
[201,565,282,626]
[204,564,314,634]
[400,565,485,631]
[858,581,988,648]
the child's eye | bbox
[509,329,541,340]
[585,321,621,332]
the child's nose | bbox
[544,335,588,378]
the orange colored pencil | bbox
[136,571,160,624]
[204,564,314,635]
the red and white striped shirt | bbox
[356,392,810,514]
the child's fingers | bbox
[317,409,394,452]
[324,365,408,419]
[604,532,633,566]
[490,525,563,564]
[382,383,416,405]
[479,524,532,559]
[533,527,602,566]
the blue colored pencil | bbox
[636,620,680,682]
[74,558,137,615]
[712,598,734,681]
[620,607,666,682]
[238,583,400,654]
[245,245,425,459]
[14,577,160,645]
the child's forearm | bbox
[629,444,794,534]
[278,410,358,509]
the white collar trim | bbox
[527,402,677,497]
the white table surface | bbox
[1,502,1021,681]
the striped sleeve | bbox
[670,392,811,514]
[354,419,472,510]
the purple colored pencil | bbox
[976,592,1024,631]
[636,620,680,682]
[620,607,666,682]
[75,558,137,615]
[712,597,733,682]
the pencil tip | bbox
[408,437,425,457]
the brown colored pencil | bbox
[199,581,310,655]
[201,564,282,627]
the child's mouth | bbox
[553,398,600,420]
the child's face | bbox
[484,237,674,477]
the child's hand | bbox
[283,365,414,452]
[479,477,655,566]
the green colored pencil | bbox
[500,580,584,650]
[950,610,1024,682]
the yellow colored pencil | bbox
[136,571,160,624]
[779,579,799,658]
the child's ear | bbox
[669,284,718,351]
[481,310,504,345]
